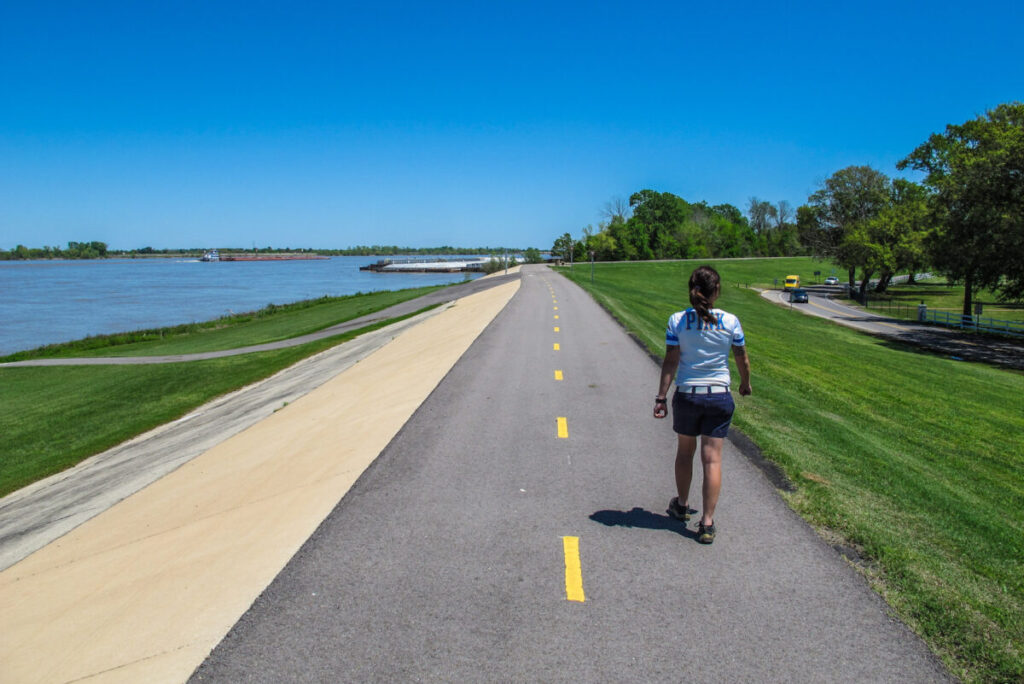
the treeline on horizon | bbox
[1,241,112,260]
[555,101,1022,316]
[0,244,528,260]
[552,192,801,265]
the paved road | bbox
[765,286,1024,370]
[191,265,948,682]
[0,272,520,366]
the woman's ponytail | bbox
[688,266,721,324]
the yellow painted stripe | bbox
[553,299,557,303]
[554,315,559,320]
[563,536,585,602]
[554,370,563,380]
[557,416,568,438]
[554,306,558,310]
[554,326,560,332]
[553,342,560,351]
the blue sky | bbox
[1,1,1021,250]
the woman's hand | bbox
[656,346,679,419]
[733,345,752,397]
[654,398,668,418]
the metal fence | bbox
[918,309,1024,338]
[865,298,919,320]
[863,298,1024,337]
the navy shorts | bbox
[672,390,735,437]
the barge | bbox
[201,251,329,262]
[220,254,329,261]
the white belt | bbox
[678,385,729,394]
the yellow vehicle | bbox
[784,275,801,290]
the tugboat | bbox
[200,249,220,262]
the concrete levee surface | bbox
[0,280,519,684]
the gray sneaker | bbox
[667,497,691,522]
[697,521,716,544]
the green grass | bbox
[675,256,839,290]
[0,285,446,360]
[855,278,1024,324]
[558,259,1024,683]
[0,302,439,498]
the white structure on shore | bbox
[362,257,494,273]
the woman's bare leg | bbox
[700,436,724,525]
[674,434,697,507]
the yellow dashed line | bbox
[553,342,560,351]
[563,536,585,602]
[554,326,560,332]
[554,306,558,310]
[557,416,568,438]
[554,315,559,320]
[554,370,563,380]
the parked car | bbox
[824,276,839,285]
[789,288,809,303]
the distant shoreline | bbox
[0,257,486,356]
[1,247,531,261]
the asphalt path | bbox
[0,272,520,366]
[765,286,1024,370]
[191,265,948,682]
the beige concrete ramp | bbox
[0,280,519,684]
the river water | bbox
[0,257,484,356]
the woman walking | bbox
[653,265,751,544]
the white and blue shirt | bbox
[666,308,745,388]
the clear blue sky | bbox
[1,1,1021,250]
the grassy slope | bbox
[559,259,1024,683]
[0,285,446,360]
[0,301,438,497]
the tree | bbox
[796,204,823,253]
[805,166,892,297]
[770,200,801,256]
[869,179,931,292]
[773,200,793,229]
[627,190,685,259]
[747,197,775,236]
[556,191,773,263]
[551,233,574,261]
[601,196,631,224]
[585,226,619,261]
[523,247,543,264]
[898,102,1024,318]
[626,190,710,259]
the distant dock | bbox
[360,257,491,273]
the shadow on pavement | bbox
[589,507,697,540]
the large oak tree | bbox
[898,102,1024,317]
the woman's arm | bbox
[733,345,752,396]
[654,346,680,418]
